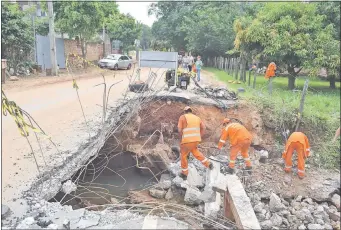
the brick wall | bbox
[64,39,105,61]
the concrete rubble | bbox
[61,180,77,194]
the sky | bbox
[117,1,157,27]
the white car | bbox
[98,54,132,70]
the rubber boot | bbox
[245,166,252,175]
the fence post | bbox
[268,77,273,95]
[295,79,309,131]
[239,58,243,81]
[248,70,251,86]
[253,70,256,89]
[234,58,239,80]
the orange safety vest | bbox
[265,62,276,79]
[181,113,202,144]
[284,132,310,158]
[218,122,252,148]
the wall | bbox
[36,35,66,69]
[64,39,104,62]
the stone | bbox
[258,213,266,221]
[279,210,290,217]
[156,174,172,190]
[168,162,181,176]
[297,208,313,222]
[62,180,77,194]
[187,165,204,188]
[293,202,301,210]
[270,213,282,227]
[259,150,269,159]
[17,217,36,229]
[307,224,323,230]
[265,212,271,220]
[9,76,19,81]
[328,211,340,221]
[296,195,303,202]
[1,205,10,218]
[298,224,306,230]
[238,88,245,93]
[254,203,265,213]
[111,197,118,204]
[172,176,183,187]
[331,194,340,211]
[270,193,285,212]
[47,224,58,229]
[149,189,166,199]
[329,205,338,213]
[165,188,174,200]
[74,215,100,229]
[184,187,202,205]
[198,187,216,203]
[304,198,314,205]
[324,224,333,230]
[316,219,325,225]
[261,220,273,229]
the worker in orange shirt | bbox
[282,132,311,179]
[217,118,252,174]
[265,62,276,79]
[178,106,213,180]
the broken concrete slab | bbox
[172,176,184,187]
[72,214,100,229]
[168,162,182,177]
[156,174,172,190]
[149,188,166,199]
[184,187,202,205]
[199,187,216,203]
[165,188,174,200]
[187,164,204,188]
[61,180,77,194]
[204,192,221,219]
[331,194,340,211]
[225,174,261,229]
[142,216,189,229]
[1,204,10,218]
[270,193,285,212]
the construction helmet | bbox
[184,106,191,111]
[223,118,231,124]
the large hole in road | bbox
[49,99,269,210]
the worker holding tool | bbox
[178,106,213,180]
[217,118,252,174]
[282,132,311,179]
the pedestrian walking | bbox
[182,54,189,71]
[195,56,203,81]
[188,55,194,72]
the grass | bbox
[204,67,340,169]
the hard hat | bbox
[223,118,231,124]
[184,106,191,111]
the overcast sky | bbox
[117,1,157,27]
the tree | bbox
[53,2,107,61]
[107,13,142,54]
[139,24,152,50]
[1,2,34,73]
[242,2,332,89]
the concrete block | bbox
[184,187,202,205]
[204,192,221,219]
[149,189,166,199]
[225,174,261,229]
[199,187,216,203]
[156,174,172,190]
[187,165,204,188]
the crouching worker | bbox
[217,118,252,174]
[178,106,213,180]
[282,132,311,179]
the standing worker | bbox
[217,118,252,174]
[282,132,311,179]
[188,54,194,72]
[178,106,213,179]
[265,62,276,79]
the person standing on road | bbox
[282,132,311,179]
[188,55,194,72]
[178,106,213,180]
[182,54,189,71]
[217,118,253,174]
[195,56,203,82]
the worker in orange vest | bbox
[265,62,276,79]
[178,106,213,179]
[282,132,311,179]
[217,118,252,174]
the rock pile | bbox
[248,191,341,230]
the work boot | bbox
[179,173,187,180]
[226,166,235,174]
[209,162,214,170]
[298,174,305,180]
[245,166,252,175]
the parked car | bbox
[98,54,132,70]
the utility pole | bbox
[47,1,58,76]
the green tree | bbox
[1,2,34,73]
[53,2,106,61]
[242,2,332,89]
[139,24,152,50]
[107,13,142,54]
